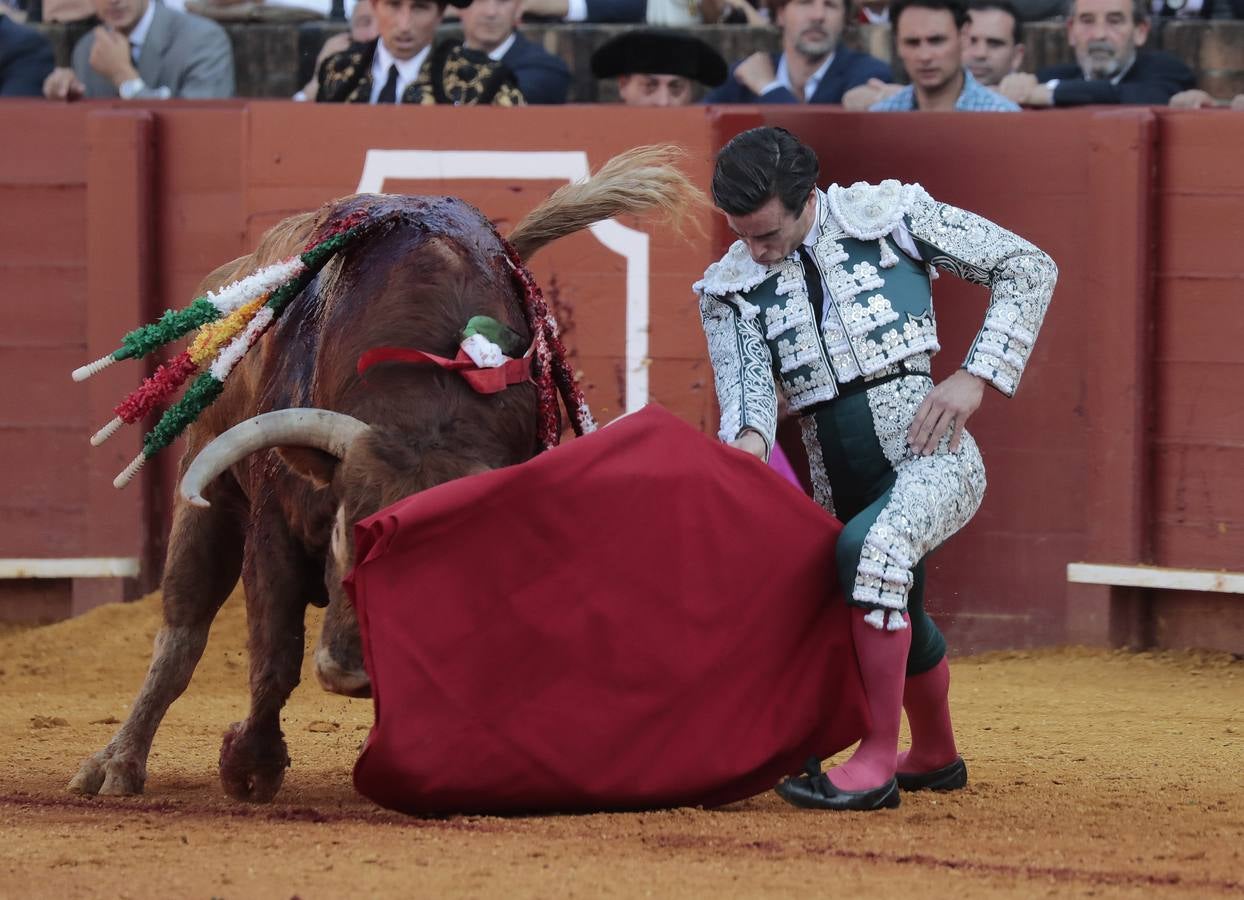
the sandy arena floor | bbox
[0,590,1240,899]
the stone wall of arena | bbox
[0,102,1240,655]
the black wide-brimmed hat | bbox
[590,29,728,87]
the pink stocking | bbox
[896,657,959,774]
[825,606,911,792]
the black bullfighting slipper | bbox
[773,758,901,812]
[895,756,968,792]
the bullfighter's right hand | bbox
[43,67,85,102]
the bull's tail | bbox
[507,145,706,261]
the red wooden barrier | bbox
[0,101,1239,652]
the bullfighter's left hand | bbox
[907,369,985,456]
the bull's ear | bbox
[276,447,340,490]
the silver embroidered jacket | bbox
[693,181,1058,451]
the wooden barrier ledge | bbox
[1069,563,1244,594]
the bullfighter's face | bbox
[374,0,443,61]
[725,191,817,268]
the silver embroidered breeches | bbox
[797,366,987,633]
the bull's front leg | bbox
[218,493,321,802]
[69,482,245,796]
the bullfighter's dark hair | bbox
[710,127,820,218]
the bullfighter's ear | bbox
[276,447,340,490]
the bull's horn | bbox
[180,408,370,508]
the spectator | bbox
[1169,89,1244,109]
[42,0,234,100]
[295,0,379,101]
[316,0,523,104]
[590,28,727,106]
[863,0,1021,110]
[1,12,53,96]
[704,0,890,104]
[459,0,571,103]
[964,0,1024,87]
[998,0,1194,106]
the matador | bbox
[694,127,1057,811]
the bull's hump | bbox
[318,194,493,246]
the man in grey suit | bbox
[43,0,234,100]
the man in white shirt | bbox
[316,0,523,104]
[702,0,890,104]
[458,0,570,103]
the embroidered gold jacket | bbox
[316,39,525,106]
[694,182,1058,450]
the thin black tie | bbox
[797,245,826,328]
[377,64,399,104]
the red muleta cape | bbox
[345,404,867,814]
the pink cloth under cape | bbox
[345,404,867,815]
[768,441,803,489]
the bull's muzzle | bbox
[314,646,371,698]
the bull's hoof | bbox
[219,722,290,803]
[68,749,146,796]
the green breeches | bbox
[798,370,987,676]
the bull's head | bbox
[179,407,499,698]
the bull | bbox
[68,147,697,802]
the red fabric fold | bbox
[346,404,866,815]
